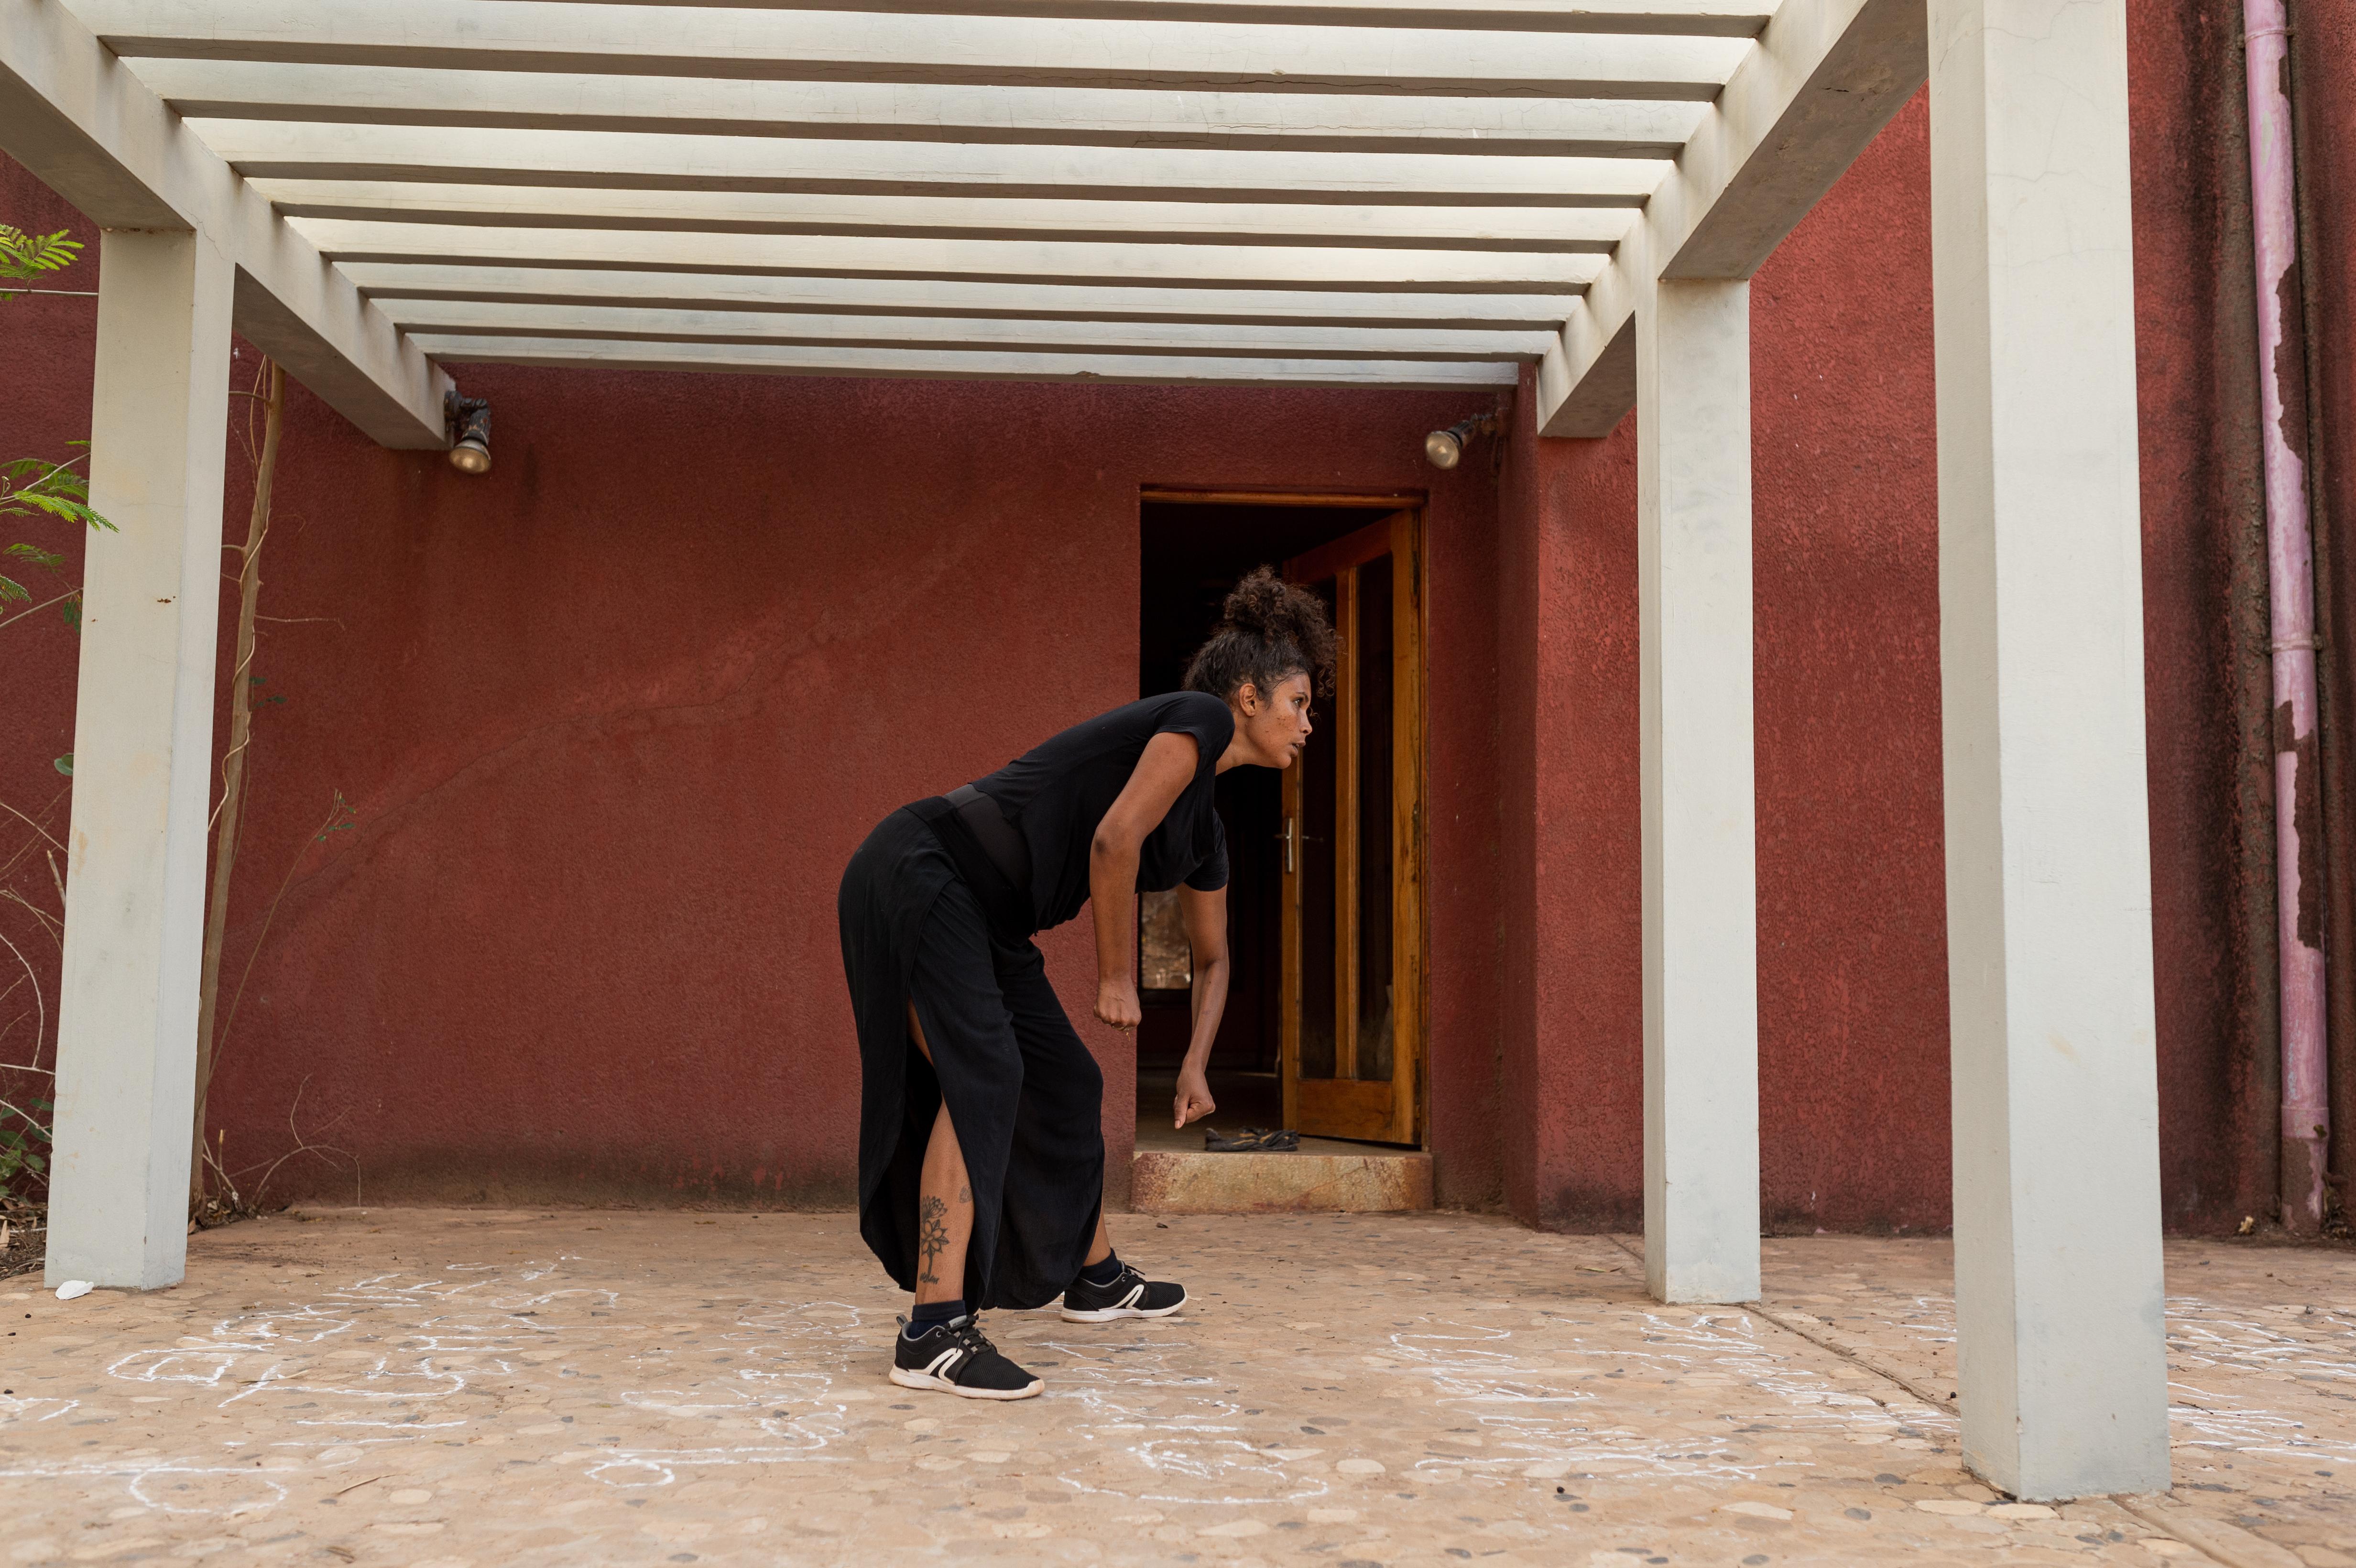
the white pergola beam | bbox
[129,60,1707,157]
[1929,0,2167,1503]
[1637,266,1758,1306]
[1538,0,1926,435]
[293,219,1605,294]
[78,0,1749,98]
[0,0,447,447]
[381,297,1555,360]
[346,265,1584,329]
[249,181,1632,253]
[44,230,235,1292]
[522,0,1778,36]
[196,122,1665,207]
[414,334,1517,387]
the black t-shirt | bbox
[974,692,1234,934]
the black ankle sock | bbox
[1079,1253,1123,1287]
[905,1299,966,1338]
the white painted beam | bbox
[526,0,1778,36]
[129,60,1706,157]
[1636,267,1757,1306]
[1537,0,1925,435]
[44,230,235,1293]
[345,264,1584,329]
[293,220,1606,293]
[0,0,447,446]
[413,334,1518,387]
[196,121,1665,207]
[379,296,1553,360]
[248,181,1633,252]
[79,0,1750,98]
[1928,0,2167,1503]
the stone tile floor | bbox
[0,1209,2350,1567]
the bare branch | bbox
[195,357,287,1217]
[0,799,64,854]
[199,1131,241,1214]
[209,791,345,1095]
[0,927,44,1073]
[207,735,254,833]
[239,1076,361,1210]
[0,890,61,946]
[0,588,79,634]
[0,791,69,887]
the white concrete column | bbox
[1928,0,2170,1501]
[45,229,235,1292]
[1636,271,1760,1305]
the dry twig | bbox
[0,927,43,1072]
[234,1076,360,1210]
[0,588,78,635]
[0,788,68,884]
[193,359,284,1209]
[0,799,62,854]
[0,889,60,945]
[212,791,350,1096]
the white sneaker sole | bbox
[1060,1289,1188,1323]
[888,1365,1044,1400]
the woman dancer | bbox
[838,568,1333,1399]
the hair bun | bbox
[1220,565,1294,638]
[1183,565,1338,701]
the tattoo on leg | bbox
[918,1195,949,1286]
[958,1183,971,1205]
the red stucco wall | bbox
[1495,370,1642,1230]
[1490,0,2304,1236]
[0,157,1508,1212]
[1496,94,1953,1236]
[0,0,2330,1236]
[205,367,1503,1212]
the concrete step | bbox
[1130,1140,1433,1214]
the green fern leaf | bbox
[0,226,82,281]
[9,492,110,531]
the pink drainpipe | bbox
[2243,0,2330,1230]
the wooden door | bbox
[1279,510,1424,1145]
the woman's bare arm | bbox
[1172,883,1229,1127]
[1088,730,1200,1030]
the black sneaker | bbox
[1060,1262,1188,1323]
[889,1315,1044,1401]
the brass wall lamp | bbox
[445,392,492,475]
[1423,411,1499,470]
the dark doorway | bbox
[1135,500,1400,1147]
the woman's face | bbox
[1233,671,1315,769]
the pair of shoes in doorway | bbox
[1204,1125,1298,1152]
[890,1261,1188,1401]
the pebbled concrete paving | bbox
[0,1209,2349,1567]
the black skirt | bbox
[836,806,1105,1310]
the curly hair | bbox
[1182,566,1338,704]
